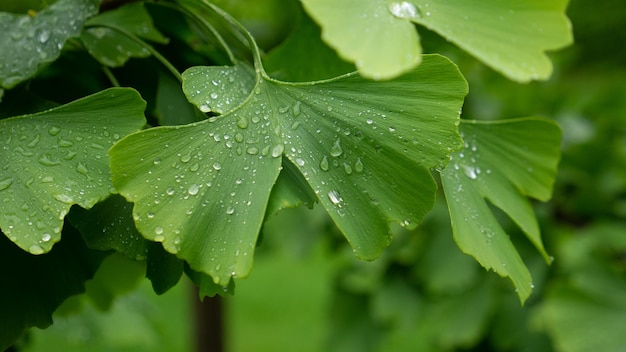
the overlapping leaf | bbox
[0,0,99,89]
[81,2,169,67]
[110,54,467,285]
[302,0,572,82]
[0,88,146,254]
[441,118,561,302]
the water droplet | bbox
[462,165,478,179]
[246,147,259,155]
[212,162,222,170]
[210,92,218,99]
[237,116,249,129]
[38,29,50,43]
[293,101,302,117]
[296,158,305,166]
[39,154,61,166]
[153,157,161,165]
[330,139,343,157]
[235,133,244,142]
[343,162,353,174]
[53,194,74,204]
[199,104,210,112]
[388,1,420,19]
[147,211,155,219]
[354,158,364,173]
[190,162,200,172]
[327,190,342,205]
[29,244,44,255]
[188,184,199,196]
[320,156,329,171]
[366,118,374,125]
[166,187,175,195]
[42,233,51,242]
[271,144,284,158]
[47,126,61,136]
[76,162,88,176]
[180,153,192,163]
[155,226,164,235]
[226,206,235,215]
[0,178,13,191]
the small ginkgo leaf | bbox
[111,54,467,285]
[302,0,572,82]
[81,2,169,68]
[0,88,146,254]
[441,118,561,302]
[0,0,99,89]
[301,0,422,80]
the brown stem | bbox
[192,286,225,352]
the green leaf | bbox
[301,0,422,80]
[0,225,106,351]
[81,2,169,68]
[68,194,150,260]
[301,0,572,82]
[146,242,184,294]
[0,0,99,89]
[411,0,573,82]
[111,53,466,285]
[0,88,146,255]
[441,117,561,302]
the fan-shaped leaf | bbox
[110,54,466,285]
[0,88,146,254]
[441,118,561,302]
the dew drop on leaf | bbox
[320,156,329,171]
[29,244,44,255]
[327,190,343,205]
[42,233,51,242]
[354,158,364,173]
[388,1,420,19]
[212,162,222,170]
[0,177,13,191]
[330,138,343,157]
[188,184,199,196]
[271,144,284,158]
[226,206,235,215]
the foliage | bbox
[5,0,621,351]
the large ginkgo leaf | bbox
[441,118,561,302]
[110,54,467,285]
[0,88,146,254]
[302,0,572,82]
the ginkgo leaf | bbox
[441,118,561,302]
[0,88,146,254]
[302,0,572,82]
[301,0,422,80]
[110,54,467,286]
[410,0,572,82]
[81,2,169,68]
[0,0,99,89]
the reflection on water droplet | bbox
[53,194,74,204]
[48,126,61,136]
[330,139,343,157]
[271,144,284,158]
[343,162,352,174]
[153,157,161,165]
[42,233,51,242]
[320,156,329,171]
[354,158,364,173]
[213,162,222,170]
[328,190,342,205]
[0,178,13,191]
[237,116,249,129]
[188,184,199,196]
[226,206,235,215]
[246,147,259,155]
[388,1,420,19]
[296,158,305,166]
[293,101,301,117]
[155,227,164,235]
[29,244,44,255]
[200,104,210,112]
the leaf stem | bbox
[102,66,121,87]
[85,24,183,83]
